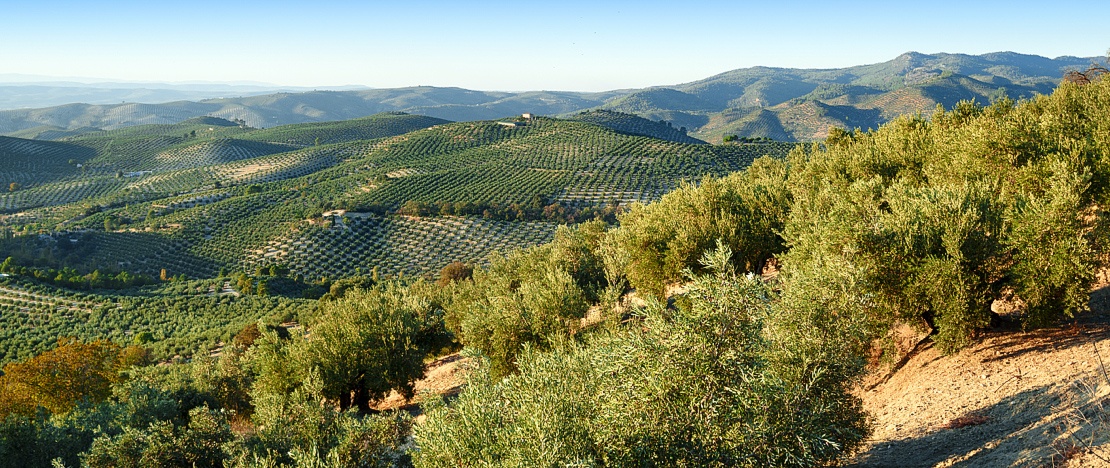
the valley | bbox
[0,110,791,363]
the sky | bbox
[1,0,1107,92]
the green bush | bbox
[289,283,443,411]
[83,405,232,468]
[444,223,606,378]
[779,81,1110,351]
[606,156,790,298]
[415,245,869,467]
[239,360,413,467]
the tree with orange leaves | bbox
[0,338,147,418]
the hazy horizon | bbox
[1,49,1102,96]
[2,0,1108,92]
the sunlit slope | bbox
[0,116,791,284]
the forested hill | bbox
[605,51,1098,142]
[0,52,1097,142]
[567,110,707,144]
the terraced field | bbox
[2,114,791,278]
[0,136,93,187]
[0,114,446,214]
[342,118,790,209]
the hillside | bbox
[566,109,707,144]
[0,117,788,278]
[0,52,1097,142]
[0,114,789,363]
[238,112,450,146]
[852,284,1110,466]
[0,275,313,364]
[660,52,1098,142]
[0,88,621,135]
[0,56,1108,467]
[379,284,1110,467]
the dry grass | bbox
[941,413,991,430]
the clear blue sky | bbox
[2,0,1106,91]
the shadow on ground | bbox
[852,383,1108,467]
[852,284,1110,467]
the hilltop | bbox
[619,51,1097,141]
[0,52,1097,142]
[566,109,707,144]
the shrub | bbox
[0,339,143,418]
[273,283,444,412]
[779,85,1110,351]
[606,157,790,298]
[83,405,232,468]
[415,245,869,467]
[436,261,473,287]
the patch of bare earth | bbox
[225,162,276,180]
[851,284,1110,467]
[373,353,468,418]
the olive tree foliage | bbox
[780,78,1110,352]
[240,283,429,466]
[229,280,442,465]
[241,361,413,468]
[415,244,871,468]
[252,281,445,413]
[605,157,791,299]
[83,405,233,468]
[444,221,605,378]
[0,348,257,468]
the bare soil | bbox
[851,285,1110,467]
[373,353,469,416]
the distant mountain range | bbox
[1,52,1099,142]
[0,76,371,110]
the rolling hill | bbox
[0,88,622,135]
[0,52,1097,142]
[0,114,790,274]
[0,111,791,362]
[566,110,706,144]
[640,51,1098,142]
